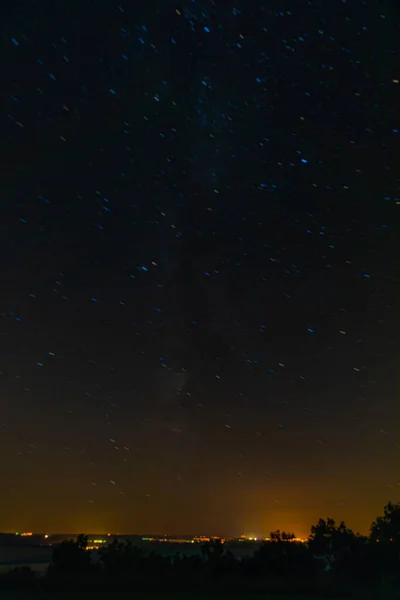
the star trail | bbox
[1,0,399,537]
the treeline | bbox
[1,501,399,598]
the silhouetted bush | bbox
[47,533,95,578]
[0,565,36,588]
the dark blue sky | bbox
[1,0,399,537]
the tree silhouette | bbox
[308,518,355,572]
[200,538,236,579]
[48,534,92,576]
[269,530,295,542]
[369,501,400,585]
[370,501,400,544]
[99,538,145,580]
[250,531,319,582]
[76,533,89,551]
[32,504,400,596]
[200,538,225,562]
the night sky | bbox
[1,1,399,538]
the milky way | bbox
[1,1,399,536]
